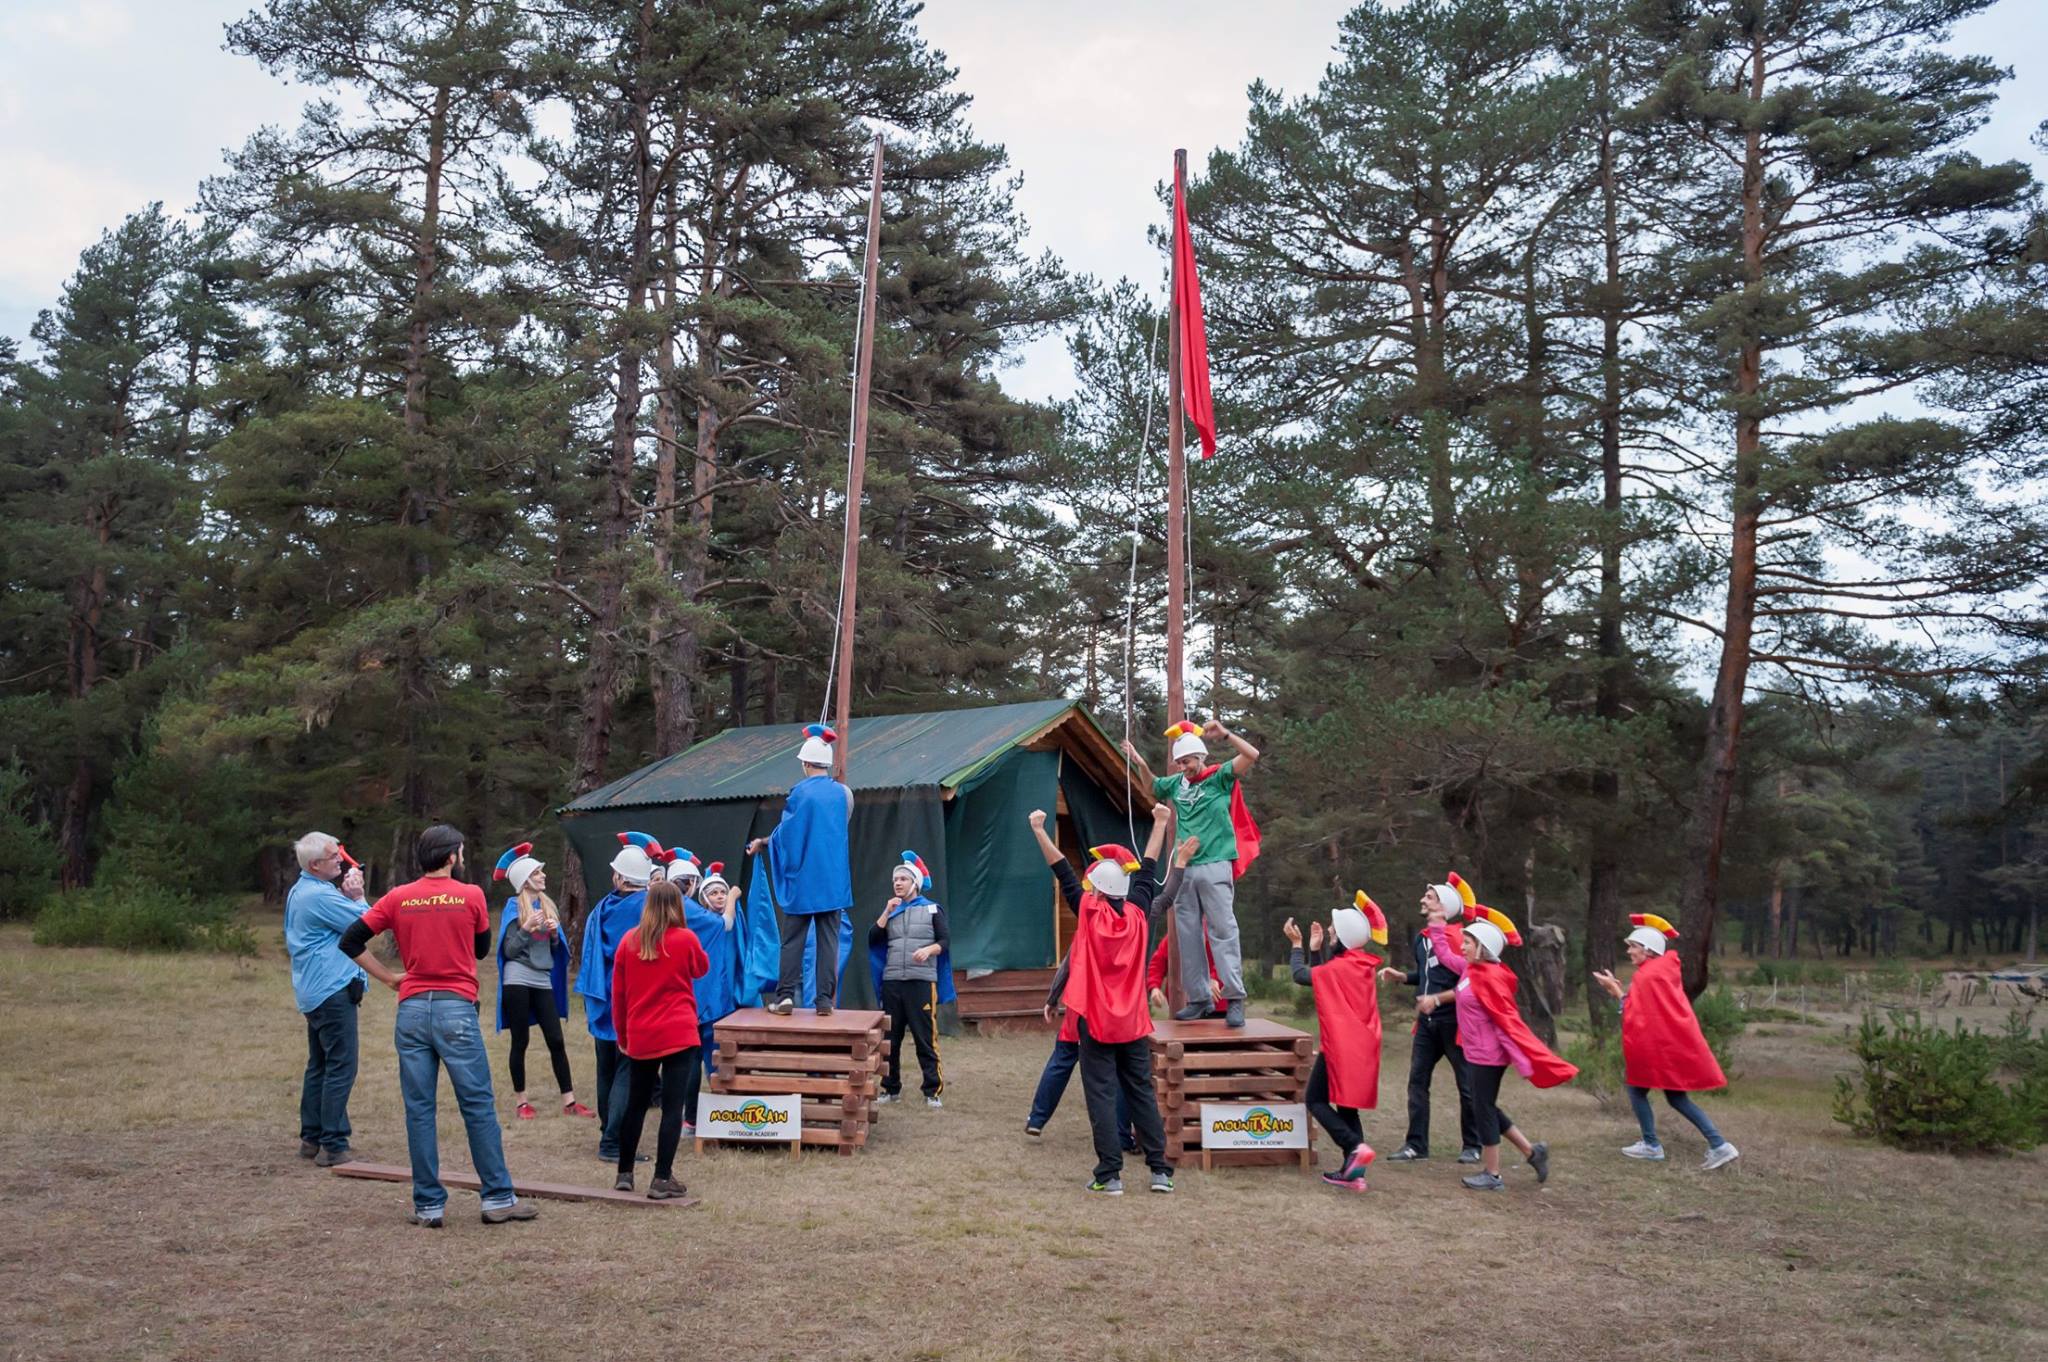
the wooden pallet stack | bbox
[1149,1017,1316,1171]
[953,967,1057,1034]
[696,1007,889,1159]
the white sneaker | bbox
[925,1095,943,1109]
[1621,1141,1666,1161]
[874,1092,898,1105]
[1701,1143,1740,1171]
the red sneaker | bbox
[1343,1143,1376,1176]
[1321,1169,1370,1193]
[516,1102,538,1121]
[563,1102,597,1119]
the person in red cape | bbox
[1284,891,1391,1192]
[1594,913,1740,1170]
[1031,807,1174,1196]
[1424,897,1574,1192]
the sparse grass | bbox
[1,923,2044,1361]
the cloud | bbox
[2,0,136,47]
[0,149,159,313]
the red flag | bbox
[1172,159,1217,459]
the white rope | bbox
[819,251,870,728]
[1124,299,1166,851]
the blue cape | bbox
[573,887,645,1041]
[867,895,956,1004]
[766,774,854,914]
[685,898,738,1024]
[495,899,571,1033]
[737,858,782,1002]
[800,910,854,1007]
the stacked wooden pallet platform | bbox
[1149,1017,1316,1171]
[953,967,1057,1034]
[696,1006,888,1159]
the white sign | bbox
[696,1092,803,1142]
[1199,1101,1310,1151]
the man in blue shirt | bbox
[286,832,401,1165]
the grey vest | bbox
[883,899,941,982]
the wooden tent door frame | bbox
[1054,784,1082,960]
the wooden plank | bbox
[711,1073,870,1098]
[716,1006,888,1038]
[1166,1049,1310,1071]
[717,1049,870,1072]
[330,1161,697,1209]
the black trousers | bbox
[504,984,573,1096]
[1076,1019,1170,1181]
[1306,1054,1365,1153]
[1465,1061,1517,1148]
[777,910,843,1005]
[881,978,943,1097]
[617,1047,698,1181]
[1404,1010,1481,1153]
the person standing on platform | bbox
[1425,900,1576,1193]
[1285,893,1390,1192]
[1385,877,1484,1165]
[610,879,709,1200]
[577,834,658,1163]
[338,824,536,1228]
[1030,807,1174,1196]
[1121,718,1261,1027]
[1145,833,1221,1016]
[1593,914,1739,1170]
[748,723,853,1016]
[287,832,399,1166]
[491,843,594,1122]
[870,851,951,1108]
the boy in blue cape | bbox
[868,851,954,1107]
[747,724,854,1016]
[575,833,657,1161]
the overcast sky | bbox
[2,0,2042,401]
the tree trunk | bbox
[1674,30,1769,1000]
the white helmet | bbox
[1625,926,1668,955]
[1331,908,1373,952]
[1463,920,1507,962]
[610,845,655,887]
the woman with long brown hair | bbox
[492,843,594,1121]
[609,879,709,1199]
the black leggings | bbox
[618,1048,698,1181]
[1305,1054,1365,1152]
[505,984,573,1096]
[1466,1061,1517,1148]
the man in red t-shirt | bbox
[341,824,536,1228]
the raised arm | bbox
[1142,799,1173,864]
[1119,737,1160,789]
[1204,719,1260,776]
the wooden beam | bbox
[330,1162,698,1209]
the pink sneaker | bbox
[563,1101,597,1119]
[515,1102,538,1121]
[1343,1143,1377,1176]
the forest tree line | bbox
[3,0,2046,1014]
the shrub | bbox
[33,883,254,955]
[0,762,60,920]
[1832,1011,2043,1154]
[1565,1029,1624,1107]
[1694,986,1743,1078]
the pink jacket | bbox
[1424,924,1531,1075]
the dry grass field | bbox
[2,923,2043,1362]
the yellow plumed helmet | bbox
[1352,890,1389,945]
[1468,904,1522,947]
[1630,912,1678,940]
[1445,871,1478,910]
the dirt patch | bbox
[1,926,2042,1361]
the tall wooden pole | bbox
[832,134,884,782]
[1163,148,1189,1017]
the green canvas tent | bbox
[557,699,1157,1011]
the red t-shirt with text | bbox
[362,875,489,1002]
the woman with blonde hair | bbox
[610,879,709,1199]
[493,843,594,1121]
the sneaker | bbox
[1701,1143,1740,1171]
[614,1173,634,1192]
[1461,1171,1505,1192]
[481,1200,539,1224]
[767,997,794,1016]
[1621,1140,1666,1161]
[516,1102,538,1121]
[1321,1168,1370,1192]
[1025,1124,1043,1139]
[298,1139,319,1160]
[1386,1144,1428,1162]
[925,1095,943,1109]
[564,1101,597,1119]
[1342,1143,1377,1177]
[647,1176,688,1200]
[1172,1002,1210,1022]
[815,1001,834,1016]
[1457,1147,1482,1165]
[312,1146,351,1168]
[1087,1176,1124,1195]
[679,1121,695,1135]
[1150,1171,1174,1194]
[1224,999,1246,1028]
[1528,1142,1550,1185]
[875,1092,899,1105]
[409,1212,445,1229]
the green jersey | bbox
[1154,763,1240,865]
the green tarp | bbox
[945,748,1061,971]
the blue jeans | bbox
[1027,1038,1133,1144]
[298,981,360,1151]
[395,995,516,1217]
[1628,1085,1726,1150]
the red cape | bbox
[1064,889,1152,1044]
[1462,961,1578,1089]
[1147,931,1220,995]
[1311,949,1383,1109]
[1622,951,1726,1092]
